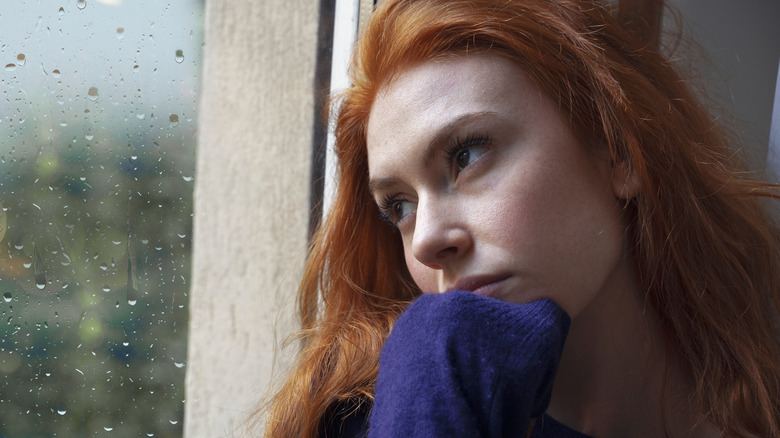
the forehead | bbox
[365,54,535,178]
[375,54,504,106]
[368,54,518,132]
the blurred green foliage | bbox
[0,123,194,437]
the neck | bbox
[546,258,717,438]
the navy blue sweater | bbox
[321,290,591,437]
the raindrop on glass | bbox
[34,244,46,290]
[174,49,184,63]
[173,361,185,369]
[3,292,11,303]
[126,244,139,305]
[99,262,108,271]
[133,64,140,73]
[57,409,66,416]
[136,113,145,120]
[77,0,86,10]
[85,134,94,141]
[87,87,99,102]
[102,285,110,292]
[58,7,65,15]
[169,420,178,425]
[52,69,61,78]
[104,427,113,432]
[16,54,26,66]
[116,27,125,40]
[5,64,16,72]
[169,114,179,127]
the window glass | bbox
[0,0,202,435]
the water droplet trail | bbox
[34,244,46,290]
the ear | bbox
[611,160,640,200]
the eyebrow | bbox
[368,111,497,197]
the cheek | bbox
[404,250,438,293]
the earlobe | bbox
[611,161,640,200]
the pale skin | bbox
[366,54,719,437]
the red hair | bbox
[261,0,780,436]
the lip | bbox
[450,274,510,298]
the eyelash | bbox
[377,194,409,227]
[443,133,492,173]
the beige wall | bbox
[184,1,318,436]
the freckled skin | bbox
[366,54,635,318]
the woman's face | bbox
[366,54,636,318]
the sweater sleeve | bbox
[368,290,571,438]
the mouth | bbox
[450,274,510,298]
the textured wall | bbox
[184,1,318,435]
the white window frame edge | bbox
[769,57,780,182]
[323,0,361,215]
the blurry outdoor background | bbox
[0,0,203,436]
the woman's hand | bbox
[369,290,571,437]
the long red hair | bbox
[261,0,780,436]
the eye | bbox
[454,148,485,170]
[378,195,416,226]
[446,134,491,173]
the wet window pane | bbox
[0,1,202,435]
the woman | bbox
[261,0,780,436]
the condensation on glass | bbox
[0,0,202,435]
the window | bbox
[0,1,202,435]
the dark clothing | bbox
[322,291,592,437]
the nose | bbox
[411,196,472,270]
